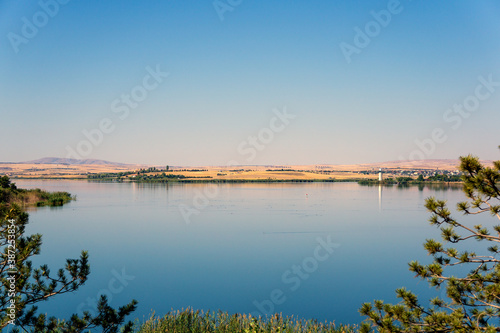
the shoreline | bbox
[11,177,465,186]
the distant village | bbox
[353,168,462,178]
[310,166,463,182]
[311,166,461,177]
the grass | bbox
[0,187,74,208]
[136,309,359,333]
[34,189,75,207]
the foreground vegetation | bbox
[0,175,74,208]
[136,309,358,333]
[0,176,136,332]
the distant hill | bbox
[23,157,131,166]
[375,159,494,169]
[358,159,464,170]
[1,157,495,179]
[7,157,494,170]
[316,159,494,171]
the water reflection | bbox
[359,182,462,191]
[13,180,473,326]
[379,185,382,212]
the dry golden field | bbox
[0,159,474,181]
[0,163,139,179]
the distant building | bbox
[378,168,383,181]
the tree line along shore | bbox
[85,166,463,184]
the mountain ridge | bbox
[5,157,494,169]
[22,157,132,166]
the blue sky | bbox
[1,1,499,165]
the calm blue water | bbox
[14,180,483,326]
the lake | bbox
[14,180,481,326]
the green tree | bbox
[360,150,500,332]
[0,178,137,332]
[0,176,16,190]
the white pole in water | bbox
[379,184,382,212]
[378,168,383,182]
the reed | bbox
[136,309,358,333]
[0,187,74,208]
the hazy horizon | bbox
[1,156,493,168]
[2,1,499,165]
